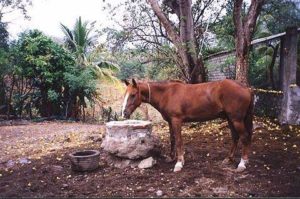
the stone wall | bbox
[205,51,235,81]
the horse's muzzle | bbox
[122,110,130,119]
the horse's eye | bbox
[130,94,135,98]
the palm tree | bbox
[61,17,120,120]
[61,17,95,66]
[61,16,119,80]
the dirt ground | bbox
[0,117,300,197]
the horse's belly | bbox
[183,113,221,123]
[182,104,223,122]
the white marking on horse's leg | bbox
[121,92,129,118]
[237,158,248,171]
[173,161,183,172]
[179,155,185,165]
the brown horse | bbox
[122,79,254,172]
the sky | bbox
[3,0,123,40]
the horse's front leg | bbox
[171,118,184,172]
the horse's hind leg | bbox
[171,118,184,172]
[167,121,176,162]
[223,118,239,165]
[232,120,252,172]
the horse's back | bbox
[155,79,252,122]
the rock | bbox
[212,187,228,195]
[156,190,163,197]
[104,153,138,169]
[148,187,155,192]
[101,120,161,159]
[138,157,156,169]
[6,160,15,168]
[19,158,31,164]
[114,159,132,169]
[195,177,214,186]
[50,165,64,174]
[62,184,69,188]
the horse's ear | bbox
[123,79,130,86]
[132,78,137,88]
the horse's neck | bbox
[140,83,165,111]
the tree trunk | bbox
[235,53,250,85]
[40,85,51,117]
[233,0,265,86]
[147,0,206,84]
[6,75,15,119]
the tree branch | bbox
[147,0,180,43]
[244,0,265,44]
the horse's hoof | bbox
[236,166,246,172]
[173,166,182,172]
[173,162,183,172]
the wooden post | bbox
[279,27,300,125]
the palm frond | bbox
[60,23,77,51]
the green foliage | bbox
[64,65,97,104]
[1,29,99,119]
[61,17,119,83]
[147,63,181,81]
[261,0,300,34]
[118,60,145,80]
[8,30,75,116]
[61,17,96,56]
[248,51,267,87]
[212,0,299,87]
[0,22,9,49]
[211,1,236,50]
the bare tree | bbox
[105,0,225,83]
[0,0,32,22]
[148,0,206,83]
[233,0,265,85]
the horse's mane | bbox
[139,79,185,84]
[169,79,185,83]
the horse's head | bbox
[121,78,142,119]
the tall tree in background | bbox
[213,0,300,88]
[0,0,31,116]
[61,17,119,80]
[147,0,206,83]
[0,21,9,114]
[233,0,265,85]
[105,0,225,83]
[61,17,96,67]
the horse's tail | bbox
[245,89,254,136]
